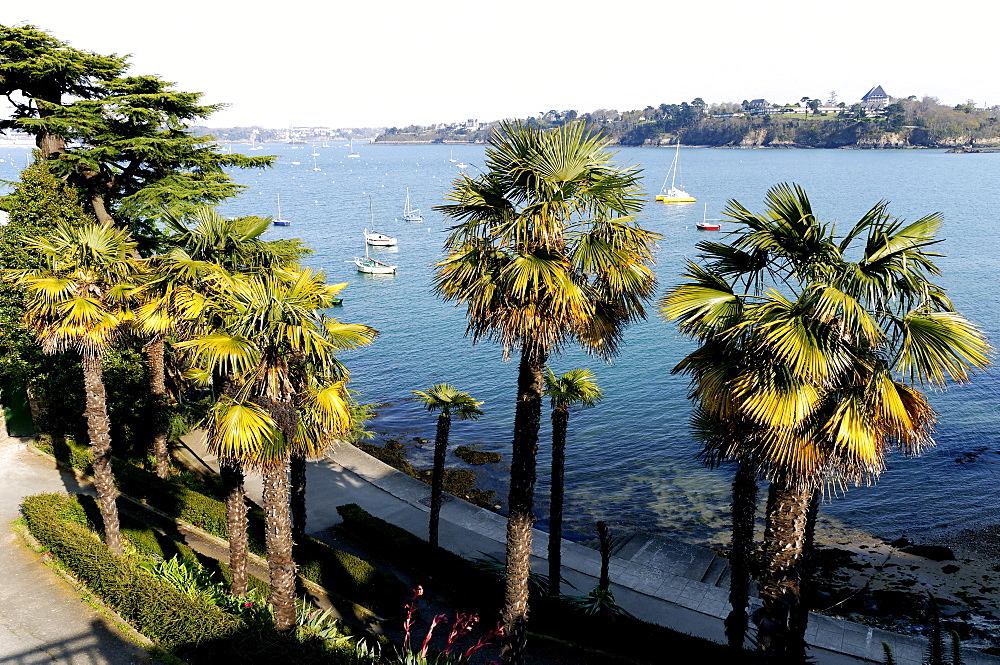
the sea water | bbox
[3,142,997,545]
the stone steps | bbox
[612,532,732,589]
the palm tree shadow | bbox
[0,618,150,664]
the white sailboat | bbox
[363,197,397,246]
[354,230,397,274]
[312,154,321,171]
[347,139,360,158]
[448,150,457,163]
[402,188,423,222]
[655,140,696,203]
[272,194,291,226]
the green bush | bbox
[21,493,242,650]
[34,434,93,474]
[33,439,404,615]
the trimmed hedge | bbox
[34,437,404,614]
[21,493,242,650]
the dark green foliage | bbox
[21,493,242,649]
[35,434,93,474]
[454,445,502,466]
[33,442,402,614]
[0,163,90,433]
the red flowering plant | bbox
[394,587,504,665]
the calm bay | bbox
[3,142,997,547]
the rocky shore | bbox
[810,522,1000,653]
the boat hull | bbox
[656,195,696,203]
[354,258,397,274]
[273,220,291,226]
[696,222,721,230]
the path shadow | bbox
[0,618,151,664]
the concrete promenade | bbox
[180,432,1000,665]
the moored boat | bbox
[656,140,696,203]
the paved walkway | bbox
[0,433,153,665]
[179,433,1000,665]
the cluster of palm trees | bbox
[6,204,375,632]
[661,183,991,661]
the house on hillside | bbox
[861,85,892,111]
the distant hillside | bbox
[374,97,1000,149]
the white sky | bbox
[3,0,995,129]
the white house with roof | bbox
[861,85,892,110]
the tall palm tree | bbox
[178,265,375,631]
[412,383,484,547]
[154,206,310,593]
[661,183,991,662]
[7,221,144,554]
[542,366,601,596]
[433,120,658,664]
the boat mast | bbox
[670,140,680,191]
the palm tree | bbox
[7,221,144,554]
[542,366,601,596]
[661,183,991,661]
[178,265,375,631]
[433,120,658,664]
[412,383,484,547]
[154,206,310,593]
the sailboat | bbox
[402,188,423,222]
[448,150,457,163]
[347,140,360,158]
[272,194,291,226]
[312,154,321,171]
[655,140,696,203]
[697,203,721,230]
[363,197,397,246]
[354,224,398,274]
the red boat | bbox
[697,220,721,231]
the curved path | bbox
[0,432,153,665]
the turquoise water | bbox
[3,143,998,545]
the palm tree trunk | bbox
[262,457,297,632]
[81,350,122,555]
[726,462,758,651]
[220,457,249,597]
[501,340,547,665]
[756,478,814,663]
[290,449,308,545]
[144,336,171,478]
[788,487,821,660]
[429,412,451,548]
[547,406,569,596]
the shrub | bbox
[21,493,242,650]
[33,440,404,615]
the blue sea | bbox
[3,142,998,546]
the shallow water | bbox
[3,142,997,546]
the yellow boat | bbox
[655,140,696,203]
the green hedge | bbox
[21,493,242,650]
[33,438,404,614]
